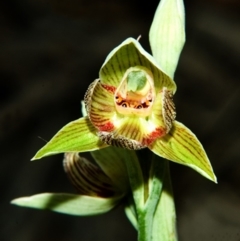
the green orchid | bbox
[12,0,217,240]
[29,37,215,182]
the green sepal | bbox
[149,121,217,182]
[32,117,107,160]
[11,193,122,216]
[100,38,176,93]
[149,0,185,78]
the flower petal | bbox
[100,38,176,93]
[11,193,122,216]
[149,0,185,78]
[84,79,116,132]
[151,87,176,134]
[97,90,175,150]
[85,71,176,151]
[149,121,217,182]
[91,147,129,193]
[64,153,118,197]
[98,116,165,150]
[32,117,107,160]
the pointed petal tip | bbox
[30,151,45,161]
[30,156,38,161]
[188,163,217,183]
[212,173,218,184]
[30,117,107,161]
[30,149,58,161]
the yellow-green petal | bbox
[11,193,122,216]
[149,0,185,78]
[149,121,217,182]
[100,37,176,93]
[32,117,107,160]
[85,80,116,132]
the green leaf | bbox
[149,121,217,182]
[11,193,122,216]
[124,201,138,230]
[32,117,107,160]
[91,147,129,193]
[100,37,176,93]
[149,0,185,78]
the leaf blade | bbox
[149,0,185,78]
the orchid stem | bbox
[125,151,177,241]
[137,154,165,241]
[125,150,177,241]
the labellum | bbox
[84,66,176,150]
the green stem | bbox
[124,150,150,241]
[138,154,166,241]
[124,151,177,241]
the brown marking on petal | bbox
[84,79,100,114]
[142,128,166,146]
[98,132,145,150]
[162,87,176,133]
[63,153,116,197]
[101,84,116,94]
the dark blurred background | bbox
[1,0,240,240]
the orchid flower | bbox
[12,0,216,240]
[24,37,215,182]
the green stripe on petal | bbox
[32,117,107,160]
[149,121,217,182]
[100,38,176,93]
[91,147,129,193]
[11,193,122,216]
